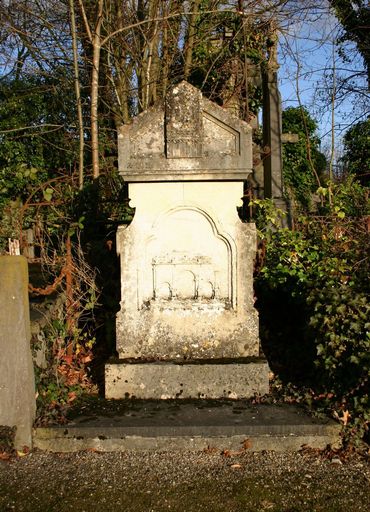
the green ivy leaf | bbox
[43,188,54,202]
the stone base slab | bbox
[33,402,341,452]
[105,360,269,399]
[34,433,340,453]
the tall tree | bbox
[0,0,310,184]
[77,0,104,179]
[69,0,85,189]
[329,0,370,86]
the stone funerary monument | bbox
[105,82,269,399]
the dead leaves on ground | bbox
[299,442,369,463]
[0,451,12,461]
[230,463,242,469]
[0,445,30,462]
[204,438,252,465]
[221,438,252,458]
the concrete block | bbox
[105,360,269,399]
[0,256,35,449]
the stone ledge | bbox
[105,361,269,399]
[107,357,267,365]
[33,402,341,452]
[33,434,340,453]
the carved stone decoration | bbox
[106,82,269,399]
[118,81,252,181]
[148,208,231,305]
[114,181,259,361]
[165,84,203,158]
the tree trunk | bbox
[65,234,74,355]
[69,0,85,189]
[91,0,104,180]
[184,0,201,80]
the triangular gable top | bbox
[118,81,252,182]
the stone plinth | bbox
[106,360,269,399]
[106,82,269,399]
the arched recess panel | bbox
[140,207,234,309]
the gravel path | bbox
[1,450,369,511]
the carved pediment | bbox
[118,81,252,181]
[202,112,239,156]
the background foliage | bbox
[340,117,370,186]
[282,106,327,209]
[254,182,369,443]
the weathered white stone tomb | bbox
[105,81,269,399]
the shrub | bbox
[254,182,369,443]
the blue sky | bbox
[277,5,369,160]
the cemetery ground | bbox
[1,447,369,511]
